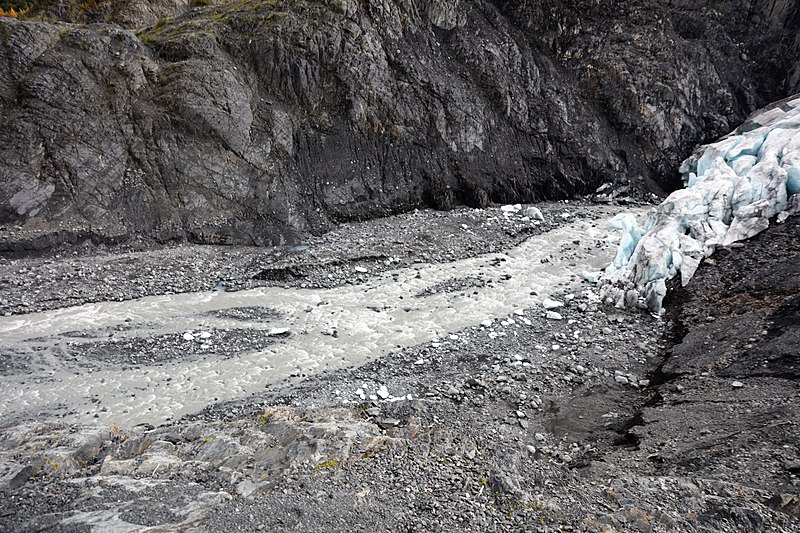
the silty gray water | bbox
[0,205,644,427]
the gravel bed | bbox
[1,202,798,532]
[0,200,622,316]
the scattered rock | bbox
[523,206,545,220]
[542,298,564,309]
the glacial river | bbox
[0,205,645,427]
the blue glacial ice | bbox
[600,94,800,313]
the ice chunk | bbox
[582,271,602,283]
[602,93,800,312]
[607,213,647,270]
[731,156,757,176]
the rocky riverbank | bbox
[0,200,607,316]
[1,202,798,532]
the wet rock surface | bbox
[2,0,799,249]
[1,206,798,531]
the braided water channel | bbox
[0,205,645,428]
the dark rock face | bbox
[19,0,190,29]
[624,215,800,496]
[1,0,798,249]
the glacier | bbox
[600,94,800,313]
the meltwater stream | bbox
[0,205,643,427]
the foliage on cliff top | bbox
[0,0,34,10]
[136,0,294,48]
[0,1,33,17]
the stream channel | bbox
[0,205,645,428]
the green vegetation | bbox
[0,1,32,17]
[0,0,111,19]
[0,0,35,11]
[312,458,339,470]
[41,455,61,471]
[136,0,289,50]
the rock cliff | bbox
[1,0,798,249]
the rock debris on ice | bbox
[601,94,800,312]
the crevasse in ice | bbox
[600,94,800,312]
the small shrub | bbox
[312,459,339,470]
[0,0,34,17]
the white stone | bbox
[542,298,564,309]
[523,206,544,220]
[545,311,563,320]
[582,271,602,283]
